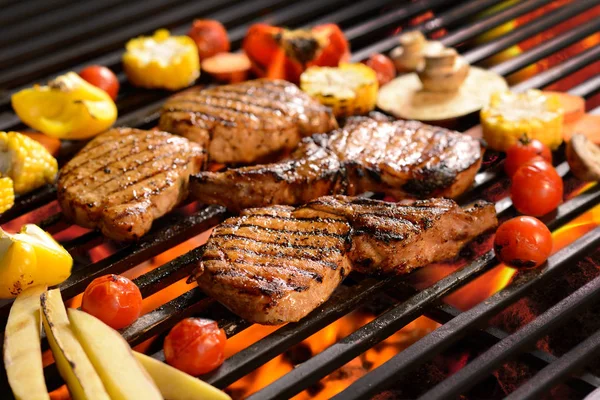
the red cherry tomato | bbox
[363,53,396,86]
[81,274,142,330]
[510,158,563,216]
[79,65,119,100]
[188,19,230,60]
[494,216,553,269]
[164,318,226,375]
[504,136,552,177]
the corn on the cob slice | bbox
[481,90,564,151]
[0,132,58,194]
[0,178,14,214]
[300,63,378,117]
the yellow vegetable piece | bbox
[123,29,200,90]
[0,177,14,213]
[481,89,564,151]
[0,224,72,299]
[4,285,49,400]
[0,131,58,194]
[300,63,378,117]
[12,73,117,140]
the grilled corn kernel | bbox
[123,29,200,90]
[0,132,58,194]
[481,90,564,151]
[300,63,378,117]
[0,178,14,214]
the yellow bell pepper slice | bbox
[123,29,200,90]
[11,73,117,140]
[0,224,72,299]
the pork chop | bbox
[58,128,205,241]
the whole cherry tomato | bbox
[363,53,396,86]
[187,19,230,60]
[494,216,553,269]
[504,136,552,178]
[79,65,119,100]
[164,318,226,375]
[81,274,142,329]
[511,158,563,216]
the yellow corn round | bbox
[0,178,14,214]
[480,89,564,151]
[300,63,378,117]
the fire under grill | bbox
[1,0,600,399]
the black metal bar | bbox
[0,0,76,26]
[462,0,600,64]
[569,73,600,99]
[418,271,600,399]
[0,186,56,225]
[309,0,397,27]
[506,329,600,400]
[332,227,600,400]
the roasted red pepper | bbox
[242,23,349,83]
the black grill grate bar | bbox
[512,43,600,92]
[332,226,600,400]
[309,0,397,27]
[418,269,600,399]
[0,186,56,225]
[570,73,600,98]
[462,0,600,65]
[491,18,600,77]
[506,328,600,400]
[0,0,77,26]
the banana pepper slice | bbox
[0,224,72,299]
[123,29,200,90]
[12,73,117,140]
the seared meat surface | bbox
[58,128,205,241]
[196,195,497,324]
[159,79,337,164]
[191,116,483,212]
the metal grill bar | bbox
[570,73,600,98]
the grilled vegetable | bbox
[511,159,563,217]
[243,23,349,83]
[566,133,600,182]
[300,63,378,117]
[123,29,200,90]
[546,91,584,124]
[417,47,469,93]
[494,216,552,269]
[0,131,57,194]
[563,114,600,144]
[0,177,14,214]
[481,90,564,151]
[0,224,72,298]
[201,52,251,83]
[4,285,49,400]
[187,19,230,60]
[11,72,117,140]
[363,53,396,86]
[504,136,552,178]
[389,31,444,73]
[79,65,119,100]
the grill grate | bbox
[1,0,600,399]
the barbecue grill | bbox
[0,0,599,399]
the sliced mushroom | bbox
[417,47,469,92]
[566,133,600,182]
[389,31,444,73]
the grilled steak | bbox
[191,116,483,212]
[58,128,205,241]
[159,79,337,164]
[196,195,497,324]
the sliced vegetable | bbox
[544,91,584,124]
[389,31,444,73]
[123,29,200,90]
[481,89,564,151]
[0,131,58,194]
[563,114,600,144]
[0,224,72,299]
[164,318,227,376]
[504,136,552,178]
[201,52,251,83]
[242,23,349,83]
[566,133,600,182]
[4,285,49,400]
[81,274,142,330]
[0,177,14,214]
[511,159,563,217]
[300,63,378,117]
[417,47,469,92]
[187,19,230,60]
[494,216,552,269]
[79,65,120,100]
[11,72,117,140]
[363,53,396,86]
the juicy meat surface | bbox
[191,116,483,212]
[159,79,337,164]
[196,195,497,324]
[58,128,205,241]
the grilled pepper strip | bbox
[12,73,117,140]
[481,90,564,151]
[0,224,72,298]
[300,63,378,117]
[123,29,200,90]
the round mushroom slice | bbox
[566,133,600,182]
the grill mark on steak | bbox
[219,223,348,239]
